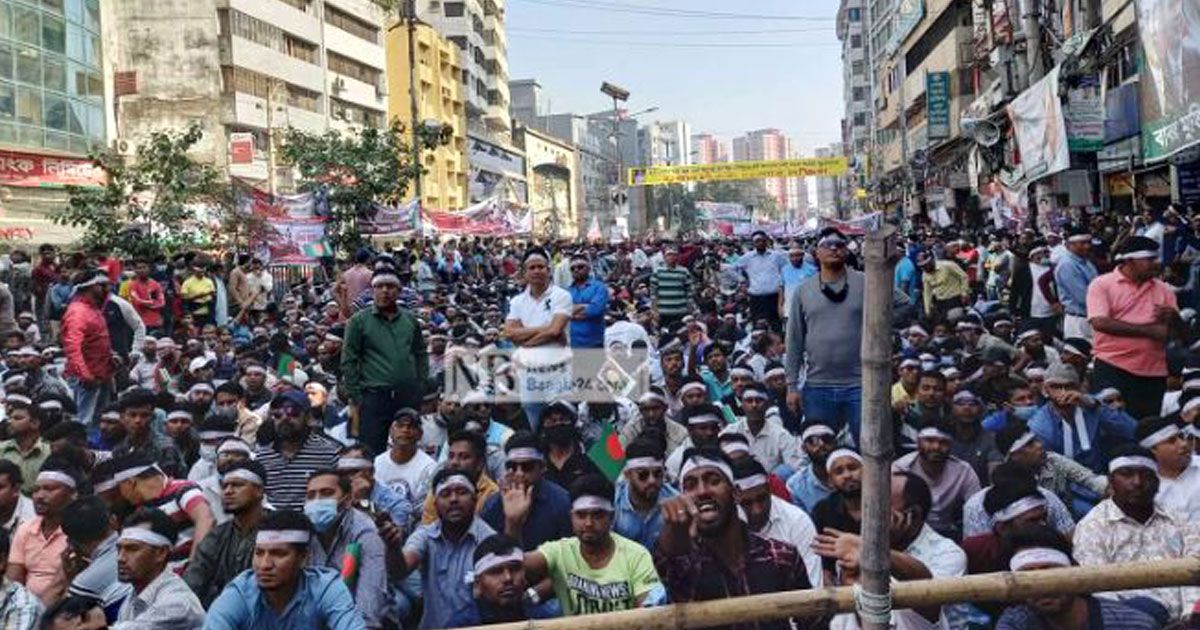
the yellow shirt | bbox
[180,276,216,314]
[892,381,914,407]
[922,260,970,313]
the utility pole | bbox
[406,0,423,209]
[897,57,911,218]
[859,223,897,630]
[1021,0,1044,81]
[267,80,280,196]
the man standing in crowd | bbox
[127,259,166,337]
[737,231,787,330]
[1054,226,1099,340]
[649,245,691,336]
[786,228,867,439]
[342,268,428,455]
[504,249,573,432]
[1088,236,1180,421]
[918,251,969,322]
[567,254,608,349]
[61,269,113,425]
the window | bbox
[848,7,861,21]
[331,98,382,127]
[449,35,467,50]
[221,65,272,99]
[852,86,866,101]
[0,44,10,80]
[854,113,867,126]
[15,46,40,85]
[42,14,65,53]
[286,85,320,112]
[14,6,38,45]
[324,5,377,43]
[0,4,10,39]
[851,60,864,76]
[43,93,67,130]
[15,86,41,125]
[0,83,12,119]
[277,0,310,11]
[43,55,64,91]
[851,34,861,48]
[41,0,64,14]
[285,35,317,64]
[444,2,465,16]
[327,51,380,85]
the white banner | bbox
[1007,66,1070,180]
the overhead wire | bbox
[509,0,835,21]
[507,26,835,36]
[509,34,838,47]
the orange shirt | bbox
[1086,270,1176,377]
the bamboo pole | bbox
[858,224,897,629]
[445,558,1200,630]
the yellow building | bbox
[385,20,468,211]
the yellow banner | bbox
[628,157,849,186]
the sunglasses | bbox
[633,468,665,482]
[505,460,540,473]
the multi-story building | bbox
[814,144,843,217]
[692,133,729,164]
[513,123,577,239]
[0,0,108,241]
[417,0,509,141]
[638,120,692,168]
[385,20,468,211]
[110,0,390,194]
[838,0,871,160]
[732,128,796,217]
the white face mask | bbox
[199,444,218,462]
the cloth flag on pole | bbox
[586,422,626,482]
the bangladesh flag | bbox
[302,239,332,259]
[586,422,626,482]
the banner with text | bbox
[1137,0,1200,160]
[0,150,105,188]
[1007,66,1070,181]
[629,157,848,186]
[927,72,952,140]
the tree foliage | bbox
[278,121,417,253]
[54,124,230,258]
[693,180,779,216]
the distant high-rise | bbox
[417,0,511,141]
[692,133,729,164]
[731,129,794,216]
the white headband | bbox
[1139,424,1181,449]
[5,394,31,406]
[1016,329,1042,342]
[112,464,161,483]
[992,496,1047,522]
[680,456,732,483]
[729,367,755,378]
[523,253,549,265]
[687,413,723,426]
[244,365,267,375]
[624,457,663,471]
[506,447,543,462]
[1024,367,1047,379]
[571,496,614,512]
[218,440,253,456]
[638,391,667,406]
[1116,250,1159,261]
[93,479,117,493]
[733,473,768,491]
[764,367,786,379]
[167,410,192,421]
[198,430,235,441]
[1109,456,1159,474]
[336,457,374,471]
[37,471,76,489]
[1066,234,1092,243]
[75,274,108,289]
[740,389,769,401]
[1096,387,1120,400]
[1184,398,1200,416]
[917,427,953,441]
[188,382,215,394]
[119,527,172,548]
[721,441,750,456]
[680,382,707,396]
[1184,378,1200,391]
[473,550,525,576]
[435,473,475,496]
[1008,432,1038,454]
[222,468,264,486]
[801,425,836,442]
[826,449,862,473]
[371,274,402,287]
[256,530,311,545]
[1010,548,1072,571]
[37,400,62,411]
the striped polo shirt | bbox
[145,478,208,567]
[255,432,341,511]
[650,266,692,317]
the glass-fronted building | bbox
[0,0,105,155]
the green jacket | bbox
[341,306,428,401]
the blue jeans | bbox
[68,377,111,427]
[802,384,863,446]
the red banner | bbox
[0,150,106,188]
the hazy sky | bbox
[505,0,846,156]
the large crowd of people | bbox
[0,204,1198,630]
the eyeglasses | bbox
[804,435,836,445]
[505,460,540,473]
[633,468,665,482]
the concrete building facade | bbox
[732,128,797,217]
[417,0,509,141]
[814,143,842,217]
[385,20,467,211]
[691,133,729,164]
[513,123,577,239]
[838,0,870,161]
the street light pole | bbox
[407,0,422,209]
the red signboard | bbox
[0,150,106,188]
[229,133,255,165]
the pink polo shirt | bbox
[9,516,67,605]
[1086,269,1176,377]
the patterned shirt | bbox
[649,267,692,317]
[996,596,1160,630]
[143,478,208,565]
[962,486,1075,538]
[1074,498,1200,618]
[255,432,340,511]
[0,578,41,630]
[1037,451,1109,506]
[653,527,814,630]
[114,569,205,630]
